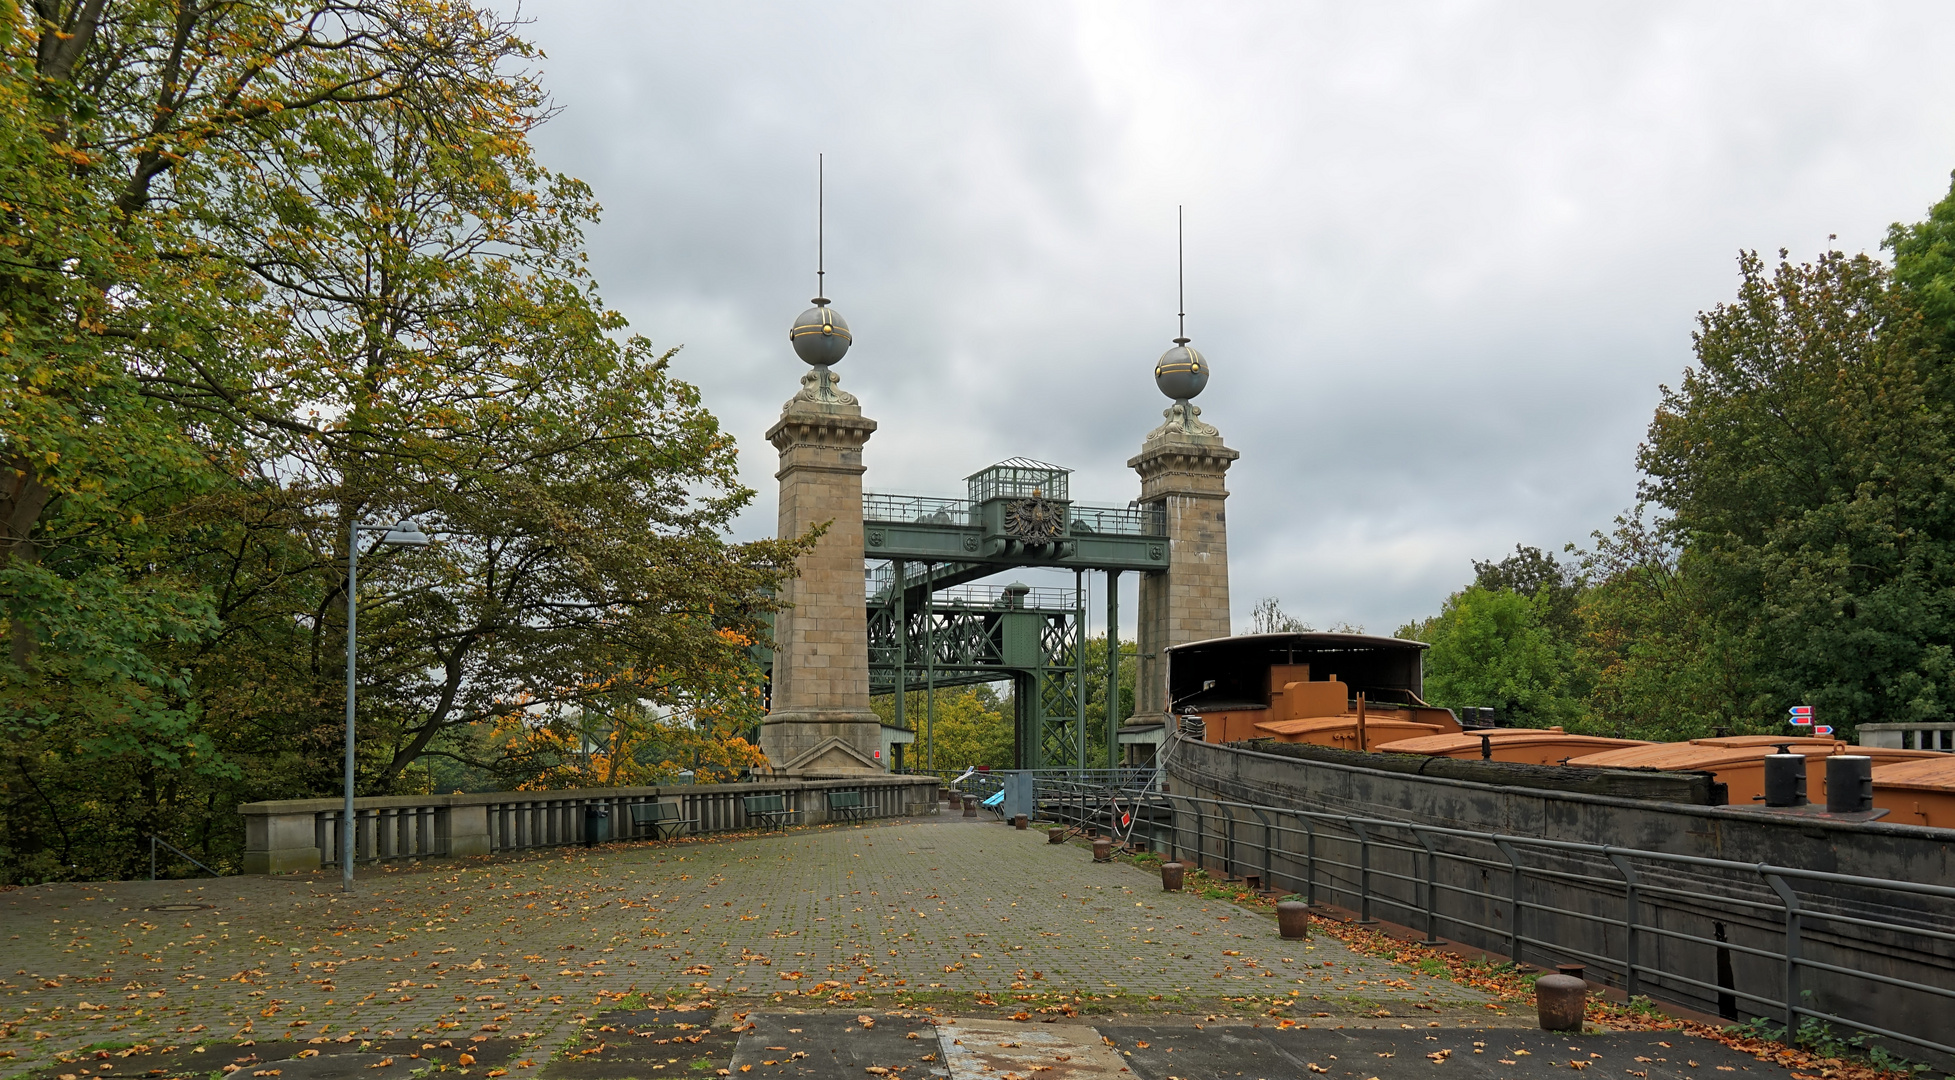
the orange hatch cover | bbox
[1253,715,1443,749]
[1871,757,1955,829]
[1568,739,1944,807]
[1374,728,1650,765]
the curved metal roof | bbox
[1168,631,1429,653]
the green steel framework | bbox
[859,460,1170,771]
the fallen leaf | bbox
[296,1051,319,1059]
[458,1055,475,1066]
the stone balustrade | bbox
[238,774,941,874]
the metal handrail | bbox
[148,834,223,881]
[862,493,1166,537]
[863,493,974,526]
[1031,767,1955,1061]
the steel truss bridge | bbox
[861,459,1170,771]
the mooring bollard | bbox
[1161,861,1184,891]
[1092,837,1113,863]
[1535,969,1587,1031]
[962,795,977,818]
[1277,900,1310,939]
[1048,827,1066,844]
[1013,813,1028,830]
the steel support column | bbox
[924,562,936,772]
[1105,569,1120,769]
[894,558,907,751]
[1075,570,1087,770]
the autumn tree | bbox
[0,1,806,881]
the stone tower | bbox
[1126,314,1237,724]
[756,292,886,773]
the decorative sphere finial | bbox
[1154,340,1208,401]
[790,300,852,366]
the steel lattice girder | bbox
[867,593,1087,769]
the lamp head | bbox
[379,518,431,547]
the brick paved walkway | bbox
[0,816,1500,1075]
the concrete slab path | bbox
[2,816,1508,1078]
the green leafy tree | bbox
[1888,170,1955,353]
[873,684,1015,772]
[1399,586,1583,726]
[1080,635,1137,767]
[1572,512,1759,741]
[928,685,1015,772]
[1473,545,1586,640]
[1637,247,1953,739]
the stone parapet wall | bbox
[238,775,940,874]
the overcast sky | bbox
[518,2,1955,637]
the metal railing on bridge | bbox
[862,493,1166,537]
[1031,769,1955,1066]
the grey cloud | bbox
[517,1,1955,633]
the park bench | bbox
[742,793,801,830]
[981,789,1007,819]
[627,800,695,841]
[825,789,872,822]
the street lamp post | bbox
[344,517,432,892]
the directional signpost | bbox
[1789,704,1814,728]
[1815,725,1835,736]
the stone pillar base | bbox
[761,710,886,773]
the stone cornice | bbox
[1130,436,1238,502]
[768,405,878,452]
[1128,439,1239,477]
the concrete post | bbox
[758,379,886,773]
[1127,412,1237,726]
